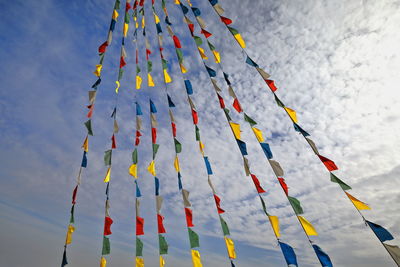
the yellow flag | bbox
[135,20,139,29]
[100,257,107,267]
[174,156,180,172]
[123,23,129,37]
[147,161,156,176]
[136,257,144,267]
[136,75,142,89]
[159,256,165,267]
[82,136,89,152]
[268,215,280,238]
[174,0,181,4]
[65,224,75,245]
[164,69,172,83]
[252,127,264,142]
[115,81,120,94]
[284,107,298,123]
[346,192,371,210]
[94,64,103,77]
[212,50,221,63]
[191,250,203,267]
[198,47,208,60]
[234,33,246,48]
[230,122,241,140]
[224,237,236,259]
[104,167,111,183]
[199,141,204,154]
[129,164,138,178]
[180,63,187,74]
[141,16,145,28]
[154,13,160,24]
[298,216,318,236]
[148,73,155,87]
[112,9,119,20]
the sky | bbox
[0,0,400,266]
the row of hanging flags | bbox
[61,0,400,266]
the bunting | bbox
[60,0,122,266]
[178,1,332,265]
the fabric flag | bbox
[330,173,351,190]
[212,50,221,63]
[100,256,107,267]
[174,156,180,172]
[232,98,243,113]
[102,236,110,255]
[244,113,257,126]
[182,189,191,207]
[260,142,273,159]
[279,241,298,267]
[82,136,89,152]
[136,181,142,197]
[306,137,319,155]
[203,157,213,175]
[185,208,194,227]
[160,256,165,267]
[148,73,155,86]
[220,216,230,236]
[236,139,248,155]
[288,196,303,214]
[252,127,264,142]
[167,95,175,108]
[157,214,166,233]
[156,196,163,213]
[224,237,236,259]
[111,134,117,149]
[205,65,216,77]
[65,225,75,245]
[268,215,280,238]
[159,234,169,254]
[220,16,232,25]
[312,245,333,267]
[230,122,241,140]
[61,249,68,267]
[345,192,370,210]
[191,250,203,267]
[243,157,250,176]
[132,148,138,164]
[104,216,113,235]
[298,216,318,236]
[155,177,160,195]
[265,79,278,92]
[84,120,93,136]
[245,56,258,67]
[184,80,193,95]
[136,257,144,267]
[81,151,87,168]
[174,138,182,153]
[94,64,103,77]
[147,160,156,176]
[152,127,157,143]
[153,143,160,159]
[214,194,225,214]
[136,216,144,235]
[278,178,289,195]
[366,220,394,242]
[256,67,271,80]
[104,167,111,183]
[383,244,400,265]
[129,164,138,178]
[104,149,112,166]
[136,75,142,89]
[188,228,200,248]
[227,26,245,48]
[294,123,310,136]
[269,160,284,177]
[72,185,78,204]
[318,155,338,171]
[136,238,144,256]
[251,174,266,193]
[164,69,172,83]
[284,107,298,123]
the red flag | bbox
[265,79,278,92]
[251,174,266,193]
[318,155,338,171]
[214,194,225,214]
[136,130,142,138]
[152,127,157,144]
[125,2,132,10]
[87,104,94,118]
[278,178,288,196]
[72,185,78,204]
[188,24,194,35]
[220,16,232,25]
[136,216,144,235]
[135,137,140,146]
[120,56,126,68]
[139,0,145,6]
[111,134,117,149]
[173,35,181,48]
[171,122,177,137]
[98,41,108,53]
[104,216,113,235]
[192,109,198,125]
[217,94,225,109]
[146,49,151,60]
[201,29,212,38]
[233,98,243,113]
[185,208,194,227]
[157,214,166,233]
[136,49,138,64]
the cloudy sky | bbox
[1,0,400,266]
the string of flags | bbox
[206,0,400,265]
[60,0,399,266]
[175,1,332,266]
[61,0,122,266]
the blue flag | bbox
[136,102,143,115]
[150,99,157,113]
[279,241,298,266]
[204,157,213,175]
[260,142,273,159]
[313,244,333,267]
[367,220,394,242]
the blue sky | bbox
[1,0,400,266]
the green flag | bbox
[188,228,200,248]
[195,126,200,141]
[274,94,285,108]
[176,49,183,64]
[102,236,110,255]
[244,113,257,126]
[136,237,143,256]
[147,60,153,72]
[259,196,269,216]
[162,59,168,70]
[207,40,215,51]
[152,143,160,159]
[132,148,138,164]
[84,120,93,136]
[220,216,230,236]
[174,138,182,153]
[104,150,112,166]
[330,173,352,190]
[159,234,168,255]
[223,108,232,121]
[194,36,202,46]
[118,69,124,80]
[69,205,75,224]
[288,196,303,215]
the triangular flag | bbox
[268,215,280,237]
[298,216,318,236]
[147,161,156,176]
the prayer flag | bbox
[224,237,236,259]
[252,127,264,142]
[279,241,298,267]
[366,220,394,242]
[136,216,144,235]
[318,155,338,171]
[268,215,280,237]
[188,228,200,248]
[345,192,370,210]
[284,107,298,123]
[147,160,156,176]
[312,245,333,267]
[298,216,318,236]
[191,250,203,267]
[157,214,166,233]
[159,234,169,254]
[251,174,266,193]
[185,208,194,227]
[104,167,111,183]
